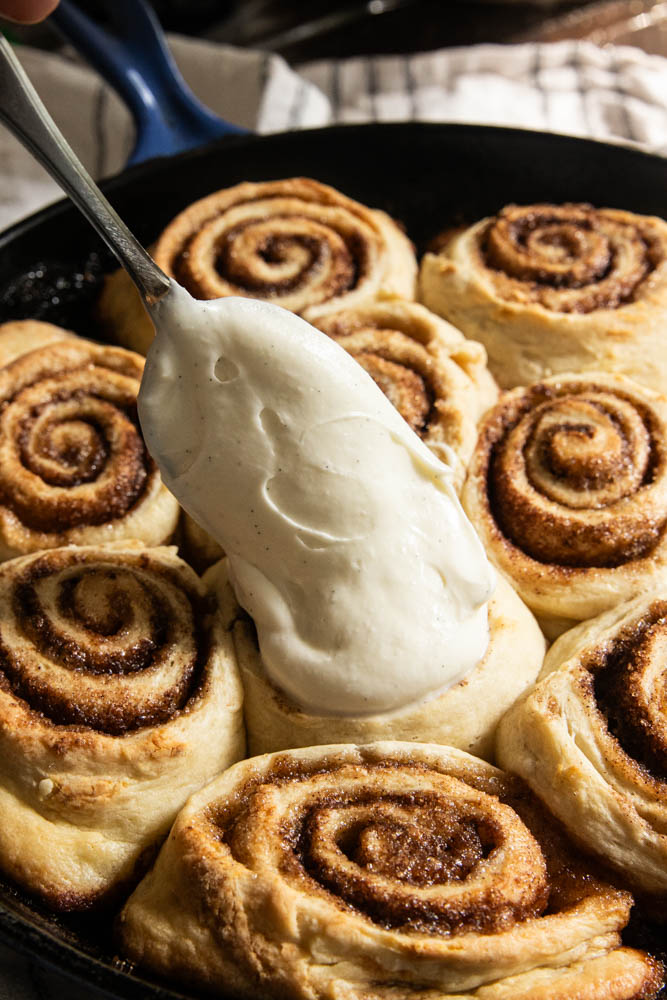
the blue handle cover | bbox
[51,0,247,165]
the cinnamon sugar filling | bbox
[204,757,629,940]
[479,203,664,313]
[170,206,371,306]
[354,352,434,435]
[590,602,667,783]
[0,551,210,734]
[486,381,667,568]
[0,353,154,533]
[314,319,441,439]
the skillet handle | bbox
[49,0,247,166]
[0,33,171,303]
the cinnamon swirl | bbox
[0,336,179,559]
[98,177,417,355]
[497,591,667,904]
[462,373,667,638]
[312,301,497,487]
[419,203,667,391]
[119,741,662,1000]
[207,560,545,760]
[0,543,244,910]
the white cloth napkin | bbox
[0,30,666,1000]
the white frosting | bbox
[138,285,495,716]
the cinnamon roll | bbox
[98,177,417,356]
[462,373,667,638]
[497,591,667,904]
[419,203,667,392]
[0,319,76,368]
[0,336,179,559]
[312,301,497,486]
[0,543,244,910]
[119,741,662,1000]
[207,560,545,760]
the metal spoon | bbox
[0,33,172,307]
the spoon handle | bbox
[0,34,171,305]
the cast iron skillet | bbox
[0,122,666,999]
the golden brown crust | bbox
[312,300,497,488]
[462,373,667,638]
[0,543,245,910]
[419,204,667,392]
[496,592,667,904]
[98,178,417,355]
[0,337,179,559]
[119,741,661,1000]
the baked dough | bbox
[497,591,667,903]
[0,331,180,559]
[462,372,667,639]
[419,203,667,392]
[0,543,245,909]
[0,319,77,367]
[97,177,418,355]
[207,560,545,760]
[119,741,661,1000]
[313,300,497,488]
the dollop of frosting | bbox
[138,286,494,715]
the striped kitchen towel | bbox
[299,40,667,149]
[1,35,666,231]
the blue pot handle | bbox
[50,0,248,166]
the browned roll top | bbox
[120,741,664,999]
[181,209,361,301]
[480,203,666,313]
[207,753,612,941]
[0,547,208,735]
[0,341,152,533]
[485,379,667,567]
[151,178,414,316]
[589,601,667,784]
